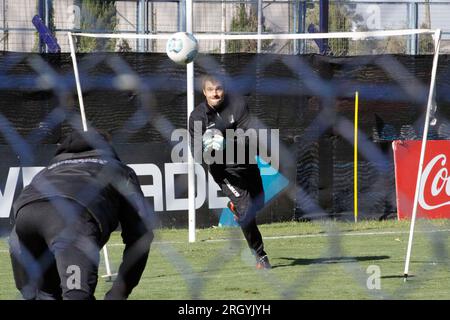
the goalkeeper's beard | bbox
[207,96,224,108]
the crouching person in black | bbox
[9,129,154,300]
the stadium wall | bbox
[1,52,450,234]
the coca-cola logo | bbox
[419,154,450,210]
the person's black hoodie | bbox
[12,130,153,299]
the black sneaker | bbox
[256,255,272,270]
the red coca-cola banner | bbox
[393,140,450,220]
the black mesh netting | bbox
[1,52,450,234]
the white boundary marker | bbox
[403,29,442,280]
[68,34,115,278]
[67,32,88,132]
[186,0,196,244]
[101,228,450,246]
[1,228,448,252]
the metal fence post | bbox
[221,0,226,54]
[407,1,419,55]
[292,0,296,53]
[137,0,146,52]
[149,0,154,52]
[37,0,45,53]
[296,0,306,54]
[257,0,262,53]
[319,0,329,54]
[179,0,186,31]
[145,0,149,52]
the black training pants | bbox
[217,165,267,258]
[9,199,102,300]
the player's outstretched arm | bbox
[105,170,154,300]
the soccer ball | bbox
[166,32,199,65]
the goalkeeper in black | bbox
[189,74,271,269]
[9,129,154,300]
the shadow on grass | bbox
[272,255,390,269]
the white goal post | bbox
[67,28,441,279]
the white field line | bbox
[1,228,449,252]
[102,228,450,247]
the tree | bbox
[118,39,132,52]
[356,22,433,55]
[306,1,364,56]
[418,24,435,54]
[77,0,117,52]
[227,3,273,53]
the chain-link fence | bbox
[1,32,450,299]
[1,1,450,302]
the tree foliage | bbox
[306,1,364,55]
[227,3,273,53]
[77,0,117,52]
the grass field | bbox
[1,219,449,300]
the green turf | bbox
[1,219,449,300]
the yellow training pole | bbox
[354,92,359,223]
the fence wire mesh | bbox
[1,28,450,300]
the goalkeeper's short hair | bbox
[201,74,224,90]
